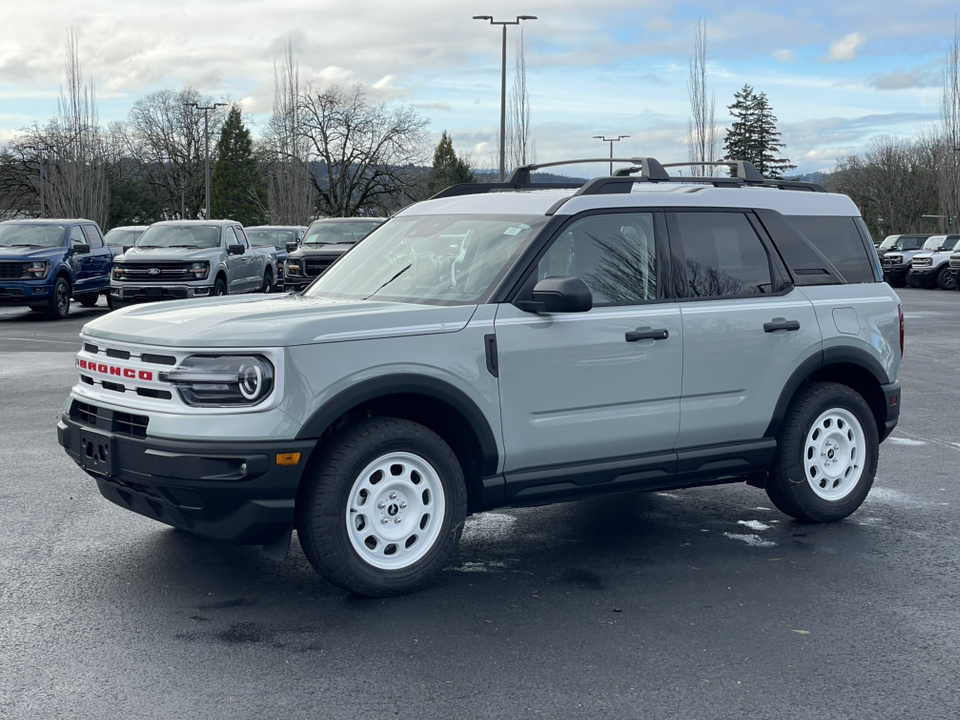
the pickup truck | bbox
[283,218,385,292]
[0,218,119,319]
[245,225,307,291]
[110,220,278,303]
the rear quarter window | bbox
[786,215,878,283]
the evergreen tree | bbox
[426,131,476,196]
[211,106,269,224]
[722,84,795,179]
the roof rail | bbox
[429,156,827,200]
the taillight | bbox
[898,303,904,357]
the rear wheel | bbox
[296,417,467,597]
[260,268,273,293]
[765,382,878,523]
[77,293,100,307]
[936,266,956,290]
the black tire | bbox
[77,293,100,307]
[296,417,467,597]
[885,274,905,288]
[765,382,879,523]
[213,277,227,296]
[906,273,921,288]
[936,266,956,291]
[46,276,71,319]
[260,269,273,293]
[106,293,115,310]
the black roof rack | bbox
[428,157,826,200]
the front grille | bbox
[949,258,960,269]
[303,257,337,277]
[116,262,194,282]
[70,400,149,438]
[0,262,27,280]
[912,257,932,268]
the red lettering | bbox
[109,366,121,376]
[138,370,153,381]
[98,364,108,374]
[78,359,87,369]
[123,368,136,379]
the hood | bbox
[0,246,65,261]
[118,246,215,262]
[80,293,479,348]
[289,245,350,260]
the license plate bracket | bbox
[78,427,116,478]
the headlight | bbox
[285,261,301,276]
[112,264,126,279]
[27,261,50,279]
[160,355,275,407]
[189,261,209,279]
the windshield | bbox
[136,225,221,249]
[246,229,298,249]
[104,228,145,248]
[303,221,382,246]
[0,224,66,248]
[303,214,548,306]
[922,236,944,250]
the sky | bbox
[0,0,957,178]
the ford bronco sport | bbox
[58,158,903,597]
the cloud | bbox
[418,102,451,111]
[866,66,940,90]
[823,32,867,62]
[773,49,796,63]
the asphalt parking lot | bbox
[1,288,958,720]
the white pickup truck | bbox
[110,220,277,303]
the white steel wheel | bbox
[802,408,866,501]
[345,451,446,571]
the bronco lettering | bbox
[76,357,153,382]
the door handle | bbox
[764,319,801,333]
[625,328,669,342]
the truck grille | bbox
[116,262,194,282]
[0,262,27,279]
[950,258,960,269]
[911,257,932,268]
[303,257,338,277]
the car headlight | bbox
[27,261,50,279]
[285,261,301,276]
[160,355,275,407]
[112,264,126,279]
[189,261,209,279]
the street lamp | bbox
[473,14,537,182]
[593,135,630,175]
[184,101,227,219]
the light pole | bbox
[184,101,227,219]
[593,135,630,175]
[473,14,537,182]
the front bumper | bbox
[58,412,317,544]
[110,284,214,302]
[0,282,51,305]
[882,265,908,282]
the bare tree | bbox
[940,19,960,229]
[124,88,227,219]
[687,18,719,176]
[261,40,316,225]
[506,28,535,169]
[298,83,429,217]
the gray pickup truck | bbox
[110,220,277,302]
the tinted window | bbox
[674,212,773,297]
[786,216,875,283]
[538,213,657,304]
[899,236,926,251]
[247,229,298,248]
[81,225,104,248]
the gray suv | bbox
[58,158,902,597]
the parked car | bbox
[875,233,931,257]
[881,234,948,286]
[0,218,119,318]
[104,225,149,252]
[110,220,278,303]
[245,225,308,291]
[58,157,901,597]
[283,217,385,292]
[905,234,960,289]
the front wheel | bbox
[936,267,956,290]
[765,382,878,523]
[46,277,71,319]
[213,277,227,296]
[296,417,467,597]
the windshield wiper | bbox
[362,264,411,300]
[11,243,43,247]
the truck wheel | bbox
[906,274,921,288]
[765,382,878,523]
[213,277,227,296]
[46,277,71,319]
[77,293,100,307]
[260,269,273,293]
[296,417,467,597]
[936,267,956,290]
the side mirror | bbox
[227,244,245,255]
[285,241,299,253]
[72,243,91,255]
[517,276,593,314]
